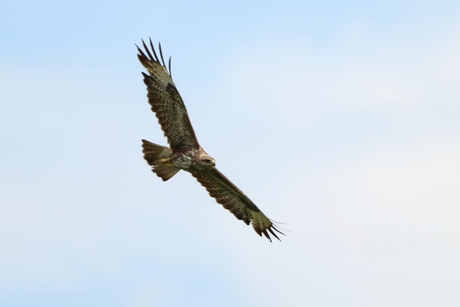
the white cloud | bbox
[215,134,460,307]
[295,134,460,251]
[219,24,460,132]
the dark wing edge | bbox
[136,38,200,151]
[136,38,171,76]
[192,168,284,242]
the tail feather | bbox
[141,139,180,181]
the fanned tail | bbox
[141,139,180,181]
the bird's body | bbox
[137,39,282,241]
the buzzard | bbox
[137,39,283,241]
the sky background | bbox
[1,0,460,306]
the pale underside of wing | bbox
[137,39,199,151]
[192,168,283,242]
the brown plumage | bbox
[137,39,283,241]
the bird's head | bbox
[196,149,216,171]
[201,156,216,168]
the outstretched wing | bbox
[137,39,199,151]
[192,168,283,242]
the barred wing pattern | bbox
[137,40,199,151]
[192,168,283,242]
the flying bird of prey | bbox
[137,39,283,241]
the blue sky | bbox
[2,0,460,306]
